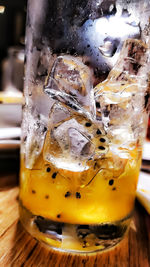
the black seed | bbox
[45,195,49,199]
[24,55,27,64]
[32,190,36,194]
[65,191,71,198]
[76,192,81,199]
[57,214,61,218]
[64,144,69,150]
[98,146,105,150]
[52,172,57,179]
[77,225,89,230]
[43,126,47,132]
[94,162,97,169]
[109,179,114,186]
[104,110,110,117]
[100,138,106,143]
[96,129,102,135]
[46,167,51,172]
[96,102,100,108]
[37,122,40,128]
[112,187,116,191]
[24,136,27,142]
[78,231,89,239]
[144,92,149,109]
[85,122,92,127]
[82,240,87,248]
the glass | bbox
[20,0,150,253]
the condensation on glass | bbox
[20,0,150,253]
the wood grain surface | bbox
[0,172,150,267]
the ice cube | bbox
[53,119,92,157]
[98,154,128,179]
[94,155,127,179]
[95,39,149,99]
[44,55,95,116]
[94,39,149,134]
[94,75,147,139]
[44,84,90,118]
[68,128,92,158]
[79,152,128,188]
[114,39,148,77]
[48,102,71,125]
[43,102,109,172]
[43,119,94,171]
[95,86,137,150]
[47,55,92,98]
[107,124,137,159]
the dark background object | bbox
[0,148,20,173]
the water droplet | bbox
[99,38,118,57]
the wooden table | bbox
[0,172,150,267]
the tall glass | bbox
[20,0,150,253]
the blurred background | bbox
[0,0,26,171]
[0,0,26,90]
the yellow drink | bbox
[20,145,141,251]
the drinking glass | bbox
[20,0,150,253]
